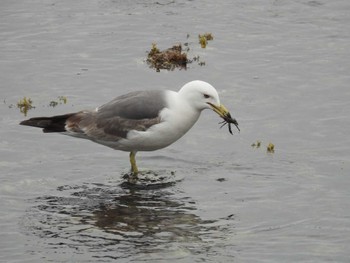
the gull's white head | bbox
[178,80,221,111]
[178,80,240,133]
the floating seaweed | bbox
[191,55,206,66]
[198,33,214,48]
[49,96,68,107]
[146,43,188,72]
[58,96,67,104]
[146,33,214,71]
[251,141,275,153]
[49,101,59,107]
[17,97,35,116]
[204,33,214,41]
[14,96,68,115]
[267,143,275,153]
[251,140,262,148]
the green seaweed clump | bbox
[251,140,262,148]
[251,140,275,154]
[267,143,275,153]
[198,33,214,48]
[49,96,68,107]
[146,43,188,72]
[17,97,34,116]
[49,101,58,107]
[58,96,67,104]
[148,43,160,57]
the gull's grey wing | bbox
[66,90,167,140]
[97,90,167,120]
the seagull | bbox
[20,80,239,175]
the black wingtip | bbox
[19,113,74,132]
[19,119,32,126]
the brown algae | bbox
[146,34,214,71]
[146,43,188,71]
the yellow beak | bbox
[208,103,231,119]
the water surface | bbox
[1,0,350,262]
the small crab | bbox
[219,112,240,135]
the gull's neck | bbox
[161,90,201,136]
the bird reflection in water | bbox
[23,180,230,260]
[91,188,204,245]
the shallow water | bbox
[1,0,350,262]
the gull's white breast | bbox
[114,90,201,152]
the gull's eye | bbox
[203,94,210,99]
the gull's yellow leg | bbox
[129,151,138,175]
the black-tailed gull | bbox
[20,80,239,175]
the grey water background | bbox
[1,0,350,262]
